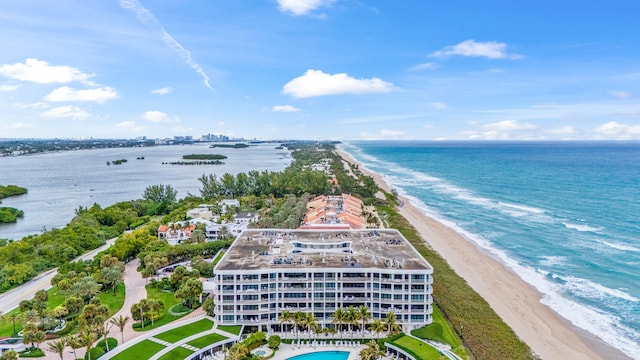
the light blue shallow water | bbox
[340,141,640,359]
[287,351,349,360]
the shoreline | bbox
[336,149,629,360]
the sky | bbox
[1,0,640,141]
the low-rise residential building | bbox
[300,194,366,230]
[158,221,196,245]
[211,229,433,333]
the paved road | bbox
[0,238,116,314]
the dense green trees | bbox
[0,207,24,223]
[0,201,149,292]
[0,185,27,199]
[143,184,177,204]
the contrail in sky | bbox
[119,0,213,91]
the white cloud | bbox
[14,102,50,109]
[283,69,393,98]
[0,58,94,84]
[140,110,179,123]
[41,105,91,120]
[44,86,118,103]
[359,129,407,140]
[409,62,439,71]
[0,84,19,91]
[423,124,434,129]
[461,120,537,140]
[216,121,225,126]
[117,120,146,132]
[429,102,447,110]
[151,87,173,95]
[483,119,536,131]
[277,0,334,16]
[120,0,213,91]
[609,91,633,99]
[548,126,575,135]
[8,122,34,129]
[593,121,640,139]
[117,121,137,128]
[430,40,520,59]
[271,105,300,112]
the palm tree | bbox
[6,312,21,336]
[0,349,18,360]
[110,315,130,344]
[301,313,317,339]
[46,338,67,360]
[347,306,360,340]
[66,334,82,360]
[331,308,347,340]
[98,322,113,352]
[369,319,386,339]
[293,312,305,341]
[359,340,384,360]
[384,311,401,335]
[358,305,371,337]
[146,298,164,326]
[82,330,97,360]
[279,310,293,338]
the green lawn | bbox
[47,286,67,308]
[0,284,125,337]
[212,250,225,265]
[111,339,166,360]
[391,335,443,360]
[217,325,242,335]
[134,286,192,332]
[157,346,194,360]
[0,308,22,337]
[187,333,227,348]
[411,304,465,356]
[154,318,214,343]
[97,282,126,316]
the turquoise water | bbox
[286,351,350,360]
[340,141,640,359]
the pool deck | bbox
[270,342,394,360]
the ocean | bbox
[339,141,640,359]
[0,143,291,240]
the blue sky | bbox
[1,0,639,140]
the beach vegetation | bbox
[378,202,534,359]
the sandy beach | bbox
[336,149,629,360]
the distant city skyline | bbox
[1,1,639,140]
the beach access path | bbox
[0,237,116,314]
[336,149,629,360]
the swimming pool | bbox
[286,351,349,360]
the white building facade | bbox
[212,229,433,333]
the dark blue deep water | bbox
[340,141,640,359]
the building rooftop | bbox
[215,229,432,272]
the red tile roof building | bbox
[299,194,366,230]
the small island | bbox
[0,207,24,223]
[209,143,249,149]
[107,159,128,165]
[0,185,27,223]
[163,160,225,165]
[182,154,227,160]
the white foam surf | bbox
[562,222,604,233]
[598,241,640,252]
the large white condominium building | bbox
[212,229,433,332]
